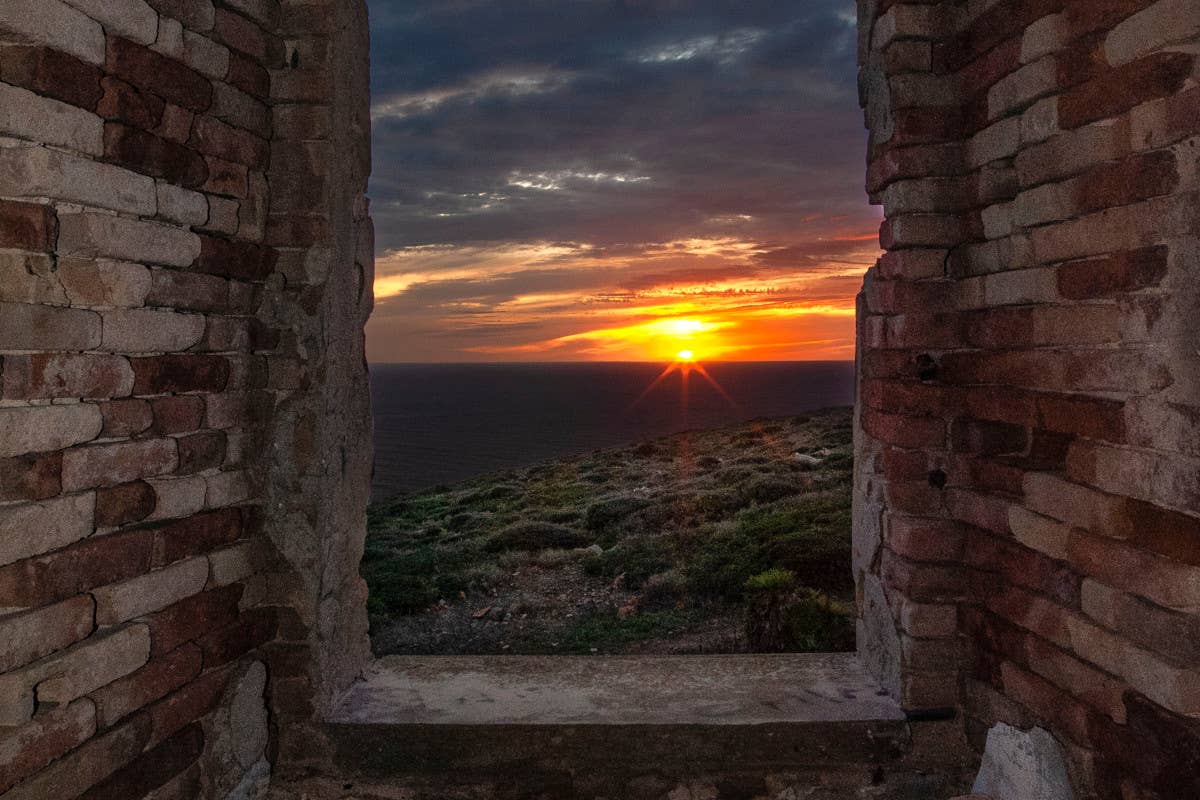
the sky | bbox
[365,1,880,363]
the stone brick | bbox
[62,0,158,44]
[0,198,56,252]
[0,354,134,400]
[156,182,209,226]
[0,712,150,800]
[201,195,240,235]
[96,75,166,130]
[129,354,231,394]
[194,234,278,280]
[100,308,206,353]
[887,516,965,562]
[0,595,94,674]
[95,480,156,527]
[1082,579,1200,665]
[0,44,104,110]
[102,123,208,187]
[59,212,202,268]
[0,0,105,66]
[148,396,204,435]
[1104,0,1200,66]
[1059,52,1194,129]
[57,258,152,309]
[0,451,62,503]
[94,556,210,625]
[968,115,1021,168]
[0,625,150,725]
[189,114,268,168]
[211,81,270,137]
[201,154,248,197]
[1069,529,1200,611]
[1031,193,1196,264]
[181,30,228,79]
[0,403,103,459]
[989,56,1057,120]
[1058,246,1169,299]
[146,672,227,747]
[146,475,207,521]
[966,527,1080,606]
[175,430,227,474]
[0,527,152,612]
[146,269,229,312]
[91,643,201,729]
[270,67,333,104]
[147,0,214,32]
[62,438,178,491]
[82,721,204,799]
[99,399,153,438]
[207,539,268,586]
[964,306,1121,349]
[105,35,213,113]
[273,104,329,140]
[198,607,275,667]
[153,103,194,144]
[0,492,95,567]
[152,14,184,58]
[1008,506,1070,561]
[0,698,96,794]
[145,585,242,657]
[227,50,270,99]
[0,82,103,155]
[1021,12,1067,63]
[205,468,251,507]
[0,251,66,304]
[212,7,278,63]
[150,507,243,566]
[1065,612,1200,716]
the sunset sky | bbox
[366,1,879,363]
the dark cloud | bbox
[365,0,876,361]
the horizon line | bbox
[368,359,856,365]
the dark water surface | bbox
[370,361,854,500]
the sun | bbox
[676,349,695,362]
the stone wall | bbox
[0,0,372,797]
[855,0,1200,797]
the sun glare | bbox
[676,349,695,361]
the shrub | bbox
[780,590,854,652]
[485,521,591,552]
[585,495,651,532]
[744,567,797,593]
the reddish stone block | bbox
[95,481,157,528]
[861,408,947,449]
[201,155,249,197]
[0,199,56,252]
[1001,660,1112,747]
[0,528,152,609]
[91,644,202,729]
[948,454,1025,495]
[79,722,204,800]
[105,35,213,113]
[1076,150,1178,215]
[938,0,1063,72]
[1116,498,1200,567]
[0,354,132,401]
[213,8,281,63]
[1057,246,1169,299]
[950,418,1028,456]
[147,270,230,312]
[1059,52,1194,129]
[175,430,228,475]
[194,234,278,281]
[1118,693,1200,798]
[103,123,208,188]
[150,507,243,567]
[266,214,330,248]
[150,396,206,435]
[1065,0,1159,37]
[0,45,103,110]
[0,700,97,794]
[146,585,243,657]
[883,548,967,602]
[96,76,165,130]
[965,529,1081,607]
[189,114,268,168]
[99,399,153,438]
[0,451,62,503]
[1036,394,1125,442]
[197,606,276,667]
[131,354,231,395]
[888,516,966,562]
[62,438,178,490]
[227,50,270,99]
[147,676,227,748]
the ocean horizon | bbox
[369,360,855,501]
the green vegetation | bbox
[363,408,855,655]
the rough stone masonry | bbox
[0,0,1196,799]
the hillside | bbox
[363,407,855,655]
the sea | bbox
[369,361,855,501]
